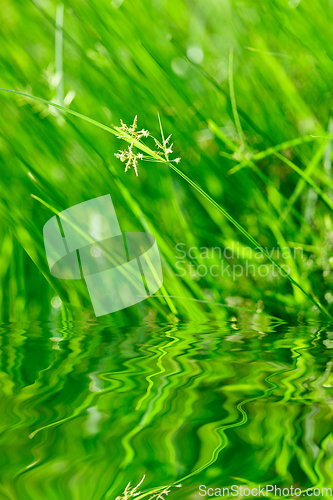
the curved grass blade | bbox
[164,160,332,319]
[1,88,331,319]
[227,135,322,176]
[274,151,333,212]
[229,48,244,148]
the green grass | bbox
[1,0,333,323]
[2,3,333,497]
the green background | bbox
[1,0,333,322]
[1,0,333,498]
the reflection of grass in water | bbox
[114,474,182,500]
[110,325,333,499]
[123,337,286,500]
[1,323,333,499]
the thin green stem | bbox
[229,48,244,148]
[274,151,333,212]
[1,87,331,319]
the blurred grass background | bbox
[1,0,333,322]
[2,4,333,499]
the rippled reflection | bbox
[0,321,332,499]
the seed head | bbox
[114,116,181,175]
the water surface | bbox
[0,320,332,499]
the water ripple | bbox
[0,321,332,499]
